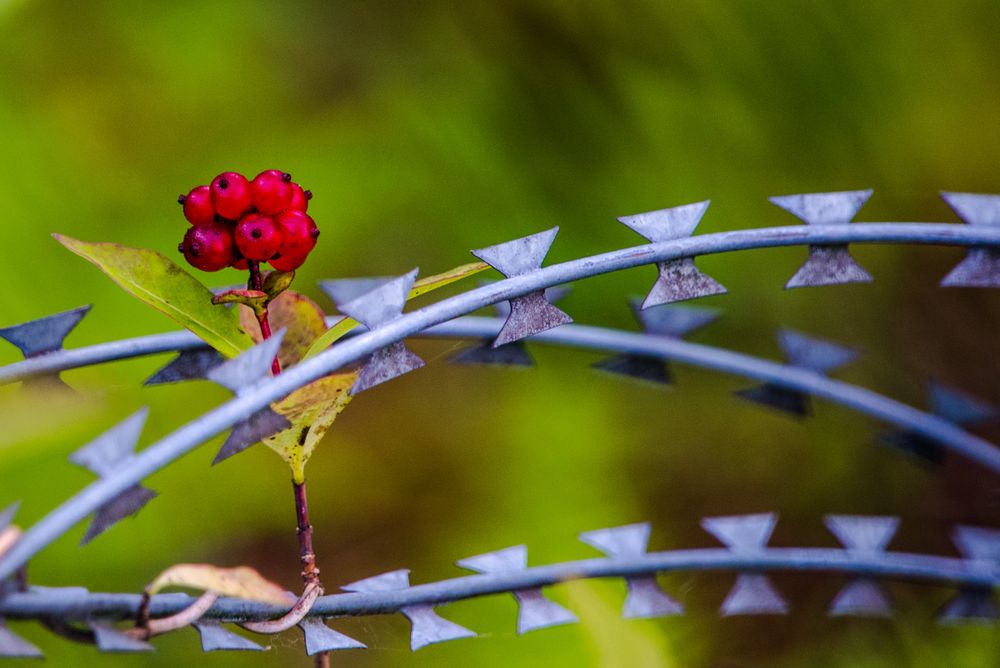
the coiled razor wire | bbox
[0,191,998,656]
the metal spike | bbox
[145,349,225,386]
[928,382,998,425]
[0,503,19,532]
[0,620,43,659]
[298,618,367,654]
[631,299,720,338]
[206,333,285,395]
[785,245,873,288]
[702,513,777,552]
[579,523,651,557]
[472,228,560,278]
[450,340,534,367]
[320,277,394,306]
[194,621,265,652]
[491,291,572,348]
[342,569,411,593]
[69,408,149,477]
[719,574,788,616]
[876,429,944,465]
[828,578,892,617]
[0,305,91,359]
[336,270,419,329]
[824,515,899,554]
[82,485,157,544]
[617,201,711,242]
[770,190,872,225]
[351,341,425,394]
[457,546,576,633]
[493,285,570,318]
[938,588,999,624]
[90,621,154,652]
[940,192,1000,226]
[401,605,476,651]
[940,249,1000,288]
[642,258,728,308]
[593,354,671,385]
[735,384,810,417]
[212,408,291,465]
[952,525,1000,564]
[778,330,860,374]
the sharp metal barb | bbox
[592,353,671,385]
[735,384,810,416]
[145,349,225,386]
[82,485,156,545]
[492,291,572,348]
[0,305,91,359]
[939,192,1000,288]
[938,587,999,625]
[940,192,1000,226]
[702,513,777,552]
[320,277,394,306]
[622,576,684,619]
[785,245,873,288]
[298,618,366,655]
[630,299,720,338]
[336,270,419,330]
[618,201,711,242]
[876,429,945,465]
[828,578,892,617]
[450,340,534,367]
[952,525,1000,564]
[642,258,728,308]
[194,621,265,652]
[212,408,291,465]
[342,569,411,594]
[0,620,43,659]
[778,330,860,374]
[579,523,651,558]
[206,333,286,395]
[824,515,899,554]
[89,622,154,653]
[492,285,569,318]
[352,341,425,394]
[928,382,998,425]
[472,228,560,278]
[0,504,19,533]
[770,190,873,225]
[400,605,476,651]
[719,574,789,616]
[69,408,150,478]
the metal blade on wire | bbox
[938,588,999,624]
[0,620,43,659]
[82,485,157,545]
[212,408,290,465]
[702,513,788,616]
[90,622,154,653]
[0,305,91,359]
[940,192,1000,288]
[825,515,899,554]
[145,348,225,386]
[194,621,265,652]
[770,190,874,288]
[593,354,671,385]
[298,618,366,655]
[579,523,683,618]
[471,229,573,346]
[341,570,474,651]
[719,574,789,616]
[450,340,534,367]
[828,578,892,617]
[457,545,577,634]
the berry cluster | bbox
[177,170,319,272]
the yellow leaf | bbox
[264,371,359,483]
[301,260,489,360]
[146,564,289,605]
[240,290,328,368]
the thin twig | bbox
[240,582,322,634]
[127,591,219,639]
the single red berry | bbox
[210,172,253,220]
[250,169,293,215]
[288,183,309,212]
[179,222,235,272]
[269,251,309,271]
[235,213,282,261]
[275,209,319,258]
[180,185,215,225]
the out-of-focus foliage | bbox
[1,1,999,666]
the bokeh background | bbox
[1,1,999,666]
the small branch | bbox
[240,582,322,634]
[128,591,219,639]
[248,260,281,376]
[293,480,321,586]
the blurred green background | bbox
[1,1,999,666]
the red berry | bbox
[180,185,215,225]
[231,257,249,270]
[275,210,319,258]
[179,222,235,272]
[250,170,293,215]
[210,172,252,220]
[269,251,309,271]
[235,213,282,261]
[288,183,310,212]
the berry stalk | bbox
[246,261,281,377]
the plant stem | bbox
[247,260,281,376]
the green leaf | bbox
[54,234,250,358]
[301,260,489,360]
[264,371,358,483]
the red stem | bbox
[248,261,281,376]
[293,480,320,586]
